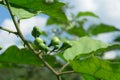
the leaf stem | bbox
[58,71,75,75]
[59,62,69,72]
[0,26,17,35]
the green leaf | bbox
[6,0,67,22]
[43,55,56,67]
[10,6,38,19]
[114,36,120,42]
[70,56,120,80]
[81,74,96,80]
[63,36,110,60]
[57,53,67,62]
[67,27,88,37]
[47,17,63,25]
[0,46,42,66]
[94,44,120,57]
[88,23,119,35]
[0,63,11,68]
[106,44,120,51]
[43,55,63,68]
[47,13,68,25]
[76,12,99,18]
[47,10,67,24]
[0,62,19,68]
[0,3,38,19]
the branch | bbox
[39,55,58,75]
[59,63,69,72]
[59,71,75,75]
[57,75,62,80]
[4,0,59,77]
[0,26,17,35]
[4,1,74,80]
[4,0,33,49]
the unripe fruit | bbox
[63,41,72,48]
[60,40,72,49]
[32,26,42,38]
[54,45,59,49]
[38,43,50,52]
[34,37,44,45]
[34,37,49,52]
[51,36,61,45]
[38,43,46,49]
[44,46,50,52]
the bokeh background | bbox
[0,0,120,80]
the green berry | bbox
[34,38,49,52]
[34,37,44,45]
[38,43,50,51]
[32,26,42,38]
[54,45,59,49]
[51,36,61,45]
[44,46,50,52]
[38,43,46,49]
[61,40,72,49]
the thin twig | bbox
[39,55,58,75]
[58,71,75,75]
[57,75,62,80]
[0,26,17,35]
[59,63,69,72]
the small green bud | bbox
[51,36,61,45]
[45,46,50,52]
[63,41,72,48]
[38,43,50,52]
[34,37,44,45]
[32,26,42,38]
[60,40,72,49]
[38,43,46,49]
[54,45,59,49]
[34,38,49,52]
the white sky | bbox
[67,0,120,28]
[0,0,120,56]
